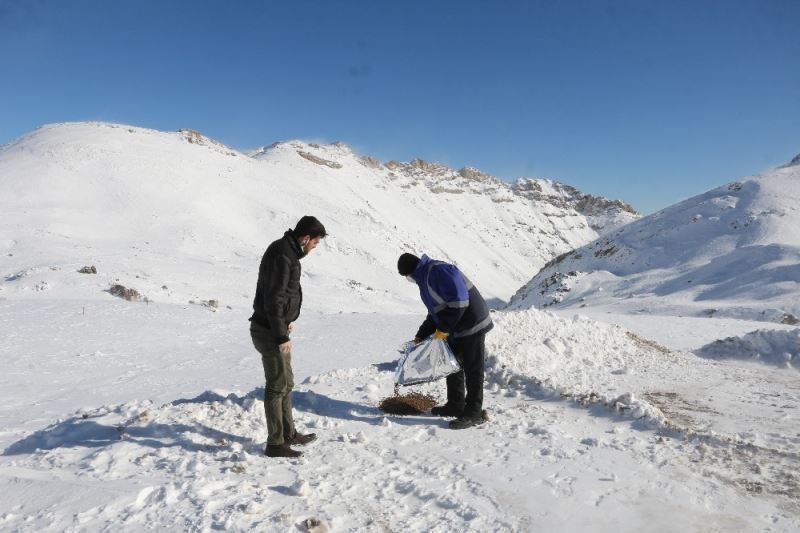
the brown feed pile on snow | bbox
[378,392,437,415]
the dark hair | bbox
[397,253,420,276]
[293,216,327,239]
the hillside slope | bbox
[508,157,800,324]
[0,122,637,312]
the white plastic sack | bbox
[394,337,461,386]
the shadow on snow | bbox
[2,381,443,456]
[2,417,249,456]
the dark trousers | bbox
[250,322,295,445]
[446,332,486,418]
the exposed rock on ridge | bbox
[782,153,800,168]
[177,128,239,157]
[514,178,637,217]
[255,140,639,234]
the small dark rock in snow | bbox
[108,284,143,302]
[188,299,220,310]
[78,266,97,274]
[781,313,799,325]
[299,517,330,533]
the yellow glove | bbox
[433,330,449,341]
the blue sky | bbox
[1,0,798,213]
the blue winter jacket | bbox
[411,255,493,339]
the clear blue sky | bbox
[2,0,798,213]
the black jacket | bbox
[250,230,304,344]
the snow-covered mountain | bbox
[508,156,800,324]
[512,177,636,233]
[3,122,799,531]
[0,122,637,312]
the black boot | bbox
[448,410,488,430]
[286,432,317,446]
[430,404,464,417]
[265,443,302,458]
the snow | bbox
[696,328,800,369]
[0,121,633,312]
[3,302,797,531]
[509,161,800,325]
[0,122,798,531]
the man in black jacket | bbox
[250,216,326,458]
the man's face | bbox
[301,236,322,255]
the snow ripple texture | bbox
[2,309,798,531]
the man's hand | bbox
[279,340,292,354]
[433,330,449,341]
[288,323,294,333]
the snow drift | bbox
[696,328,800,369]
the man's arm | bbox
[264,255,292,344]
[415,313,437,340]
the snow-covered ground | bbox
[2,299,799,531]
[1,122,798,531]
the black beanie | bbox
[397,253,420,276]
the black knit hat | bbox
[397,253,420,276]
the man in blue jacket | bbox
[398,253,493,429]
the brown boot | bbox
[287,432,317,446]
[265,443,302,458]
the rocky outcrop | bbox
[407,159,450,176]
[459,167,492,182]
[513,178,637,216]
[252,140,638,234]
[297,151,342,169]
[359,155,382,169]
[178,129,238,157]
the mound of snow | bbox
[485,309,669,424]
[696,328,800,369]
